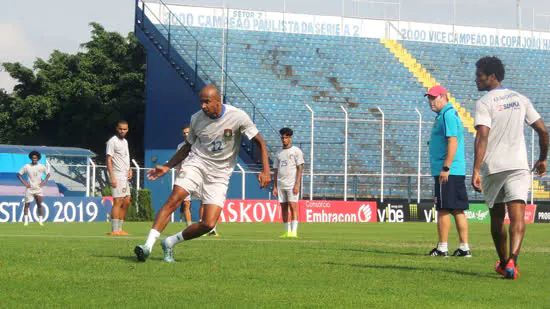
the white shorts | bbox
[482,169,530,208]
[175,165,227,208]
[24,188,43,203]
[277,188,299,203]
[112,178,130,198]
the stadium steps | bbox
[381,38,476,135]
[381,38,550,200]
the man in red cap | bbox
[425,85,471,258]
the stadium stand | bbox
[136,1,550,200]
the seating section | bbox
[401,41,550,192]
[147,16,550,199]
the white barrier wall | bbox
[145,3,550,51]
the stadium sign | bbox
[462,204,490,223]
[534,203,550,223]
[217,200,378,222]
[504,204,536,224]
[377,200,410,223]
[300,200,377,223]
[146,3,550,51]
[218,200,282,222]
[0,197,112,223]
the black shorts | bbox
[434,175,469,210]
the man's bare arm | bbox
[164,143,192,169]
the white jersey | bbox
[177,141,191,201]
[183,104,259,183]
[273,146,305,189]
[106,135,130,178]
[18,163,49,189]
[474,88,540,175]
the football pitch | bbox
[1,222,549,308]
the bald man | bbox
[135,85,271,262]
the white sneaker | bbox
[39,221,44,226]
[24,221,29,226]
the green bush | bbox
[126,188,154,222]
[101,186,112,197]
[100,185,153,222]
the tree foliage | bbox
[1,23,146,163]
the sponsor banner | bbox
[534,203,550,223]
[377,200,410,223]
[217,200,378,223]
[463,204,490,223]
[504,204,536,224]
[0,196,112,223]
[218,200,282,222]
[417,202,438,223]
[299,200,377,223]
[145,3,550,51]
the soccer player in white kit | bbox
[177,124,193,226]
[135,85,271,262]
[106,120,133,236]
[17,151,50,226]
[273,128,304,238]
[472,56,548,279]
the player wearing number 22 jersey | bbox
[135,85,271,263]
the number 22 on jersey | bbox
[210,140,224,152]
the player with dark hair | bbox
[473,56,548,279]
[17,151,50,226]
[106,120,133,236]
[273,127,304,238]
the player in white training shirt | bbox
[273,127,304,238]
[106,120,133,236]
[472,56,548,279]
[17,151,50,226]
[176,124,218,235]
[177,124,193,226]
[135,85,271,262]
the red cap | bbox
[424,85,447,97]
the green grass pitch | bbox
[1,222,549,308]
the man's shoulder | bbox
[291,146,303,154]
[190,110,203,123]
[225,104,251,119]
[107,135,120,144]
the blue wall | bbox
[0,154,47,173]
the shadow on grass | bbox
[322,261,497,279]
[93,255,165,263]
[302,246,422,256]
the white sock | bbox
[437,242,448,252]
[39,216,43,223]
[459,243,470,251]
[284,222,291,233]
[112,219,120,232]
[24,215,29,224]
[144,229,161,252]
[291,220,298,233]
[119,220,124,231]
[164,232,185,248]
[186,221,192,227]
